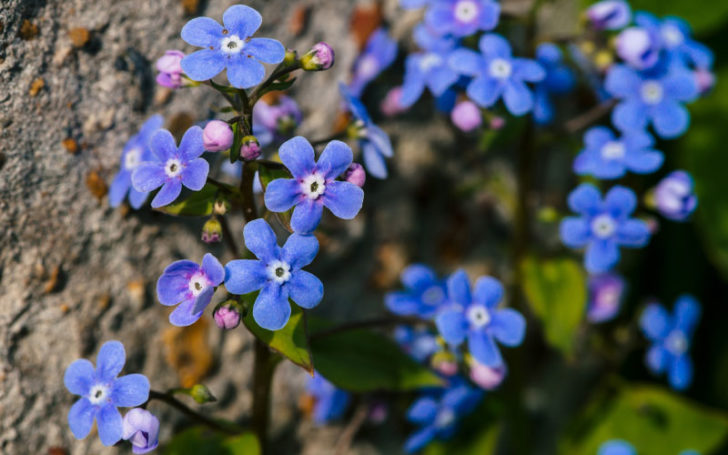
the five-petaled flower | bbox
[449,34,545,116]
[424,0,500,38]
[386,264,448,319]
[635,12,714,71]
[573,126,663,179]
[122,408,160,454]
[264,137,364,234]
[348,28,398,97]
[306,371,351,425]
[560,184,651,273]
[156,253,225,326]
[640,295,701,390]
[435,270,526,367]
[224,218,323,330]
[180,5,285,89]
[64,341,150,446]
[131,126,209,208]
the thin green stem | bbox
[250,62,302,104]
[147,390,241,435]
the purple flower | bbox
[451,100,482,132]
[449,34,545,116]
[307,372,351,424]
[424,0,500,38]
[560,184,651,273]
[533,43,576,124]
[344,163,366,188]
[573,126,663,179]
[435,270,526,367]
[635,12,714,70]
[264,137,364,234]
[131,127,209,208]
[253,95,302,147]
[156,253,225,326]
[202,119,233,152]
[241,135,262,160]
[640,295,701,390]
[654,170,697,221]
[64,341,150,446]
[122,408,160,454]
[214,304,242,330]
[586,1,631,30]
[224,219,323,330]
[605,63,698,138]
[386,264,448,319]
[395,326,441,363]
[109,115,163,209]
[156,50,185,89]
[616,27,661,70]
[587,273,625,323]
[301,42,335,71]
[180,5,285,89]
[598,440,636,455]
[349,28,398,97]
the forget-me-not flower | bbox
[533,43,576,124]
[224,219,323,330]
[386,264,448,319]
[435,270,526,367]
[449,34,545,116]
[307,372,351,424]
[157,253,225,326]
[264,137,364,234]
[122,408,160,454]
[64,341,150,446]
[349,28,398,97]
[635,12,714,70]
[573,126,663,179]
[654,170,698,221]
[131,127,210,208]
[560,184,651,273]
[180,5,285,89]
[109,115,163,209]
[640,295,701,390]
[424,0,500,38]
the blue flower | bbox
[340,83,394,179]
[224,219,323,330]
[400,25,460,108]
[587,273,625,323]
[533,43,575,124]
[386,264,448,319]
[156,253,225,326]
[122,408,160,454]
[180,5,285,89]
[653,170,697,221]
[449,34,546,116]
[131,127,210,208]
[64,341,150,446]
[424,0,500,38]
[560,184,651,274]
[605,63,699,138]
[307,372,351,424]
[598,440,636,455]
[573,126,663,179]
[586,1,631,30]
[395,326,441,362]
[264,137,364,234]
[635,12,714,70]
[640,295,701,390]
[109,115,163,209]
[435,270,526,367]
[404,379,483,453]
[349,28,398,97]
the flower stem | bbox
[250,61,302,104]
[147,390,242,435]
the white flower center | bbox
[419,53,443,72]
[164,158,183,178]
[454,0,479,22]
[358,55,380,79]
[421,286,445,306]
[591,214,616,238]
[466,304,491,328]
[661,25,684,47]
[641,81,664,105]
[665,330,688,355]
[188,273,209,297]
[601,141,626,160]
[301,173,326,200]
[88,383,110,405]
[124,147,142,170]
[435,409,456,428]
[489,58,512,79]
[221,34,245,54]
[266,260,291,284]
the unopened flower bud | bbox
[155,50,185,89]
[431,351,458,376]
[586,1,631,30]
[301,42,335,71]
[490,116,505,130]
[469,361,506,390]
[694,68,716,95]
[203,120,233,152]
[653,170,697,221]
[451,100,482,132]
[616,27,659,70]
[189,384,217,404]
[344,163,366,187]
[214,303,242,330]
[241,135,261,160]
[201,217,223,243]
[122,408,160,454]
[213,198,229,216]
[380,86,407,117]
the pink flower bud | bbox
[344,163,366,187]
[203,120,233,152]
[155,50,185,89]
[451,100,482,132]
[469,362,506,390]
[380,86,407,117]
[489,116,505,130]
[694,68,716,95]
[214,305,241,330]
[241,135,261,161]
[301,42,335,71]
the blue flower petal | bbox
[157,260,198,305]
[64,359,95,396]
[323,181,364,220]
[131,163,165,193]
[674,294,701,333]
[427,66,459,96]
[281,233,319,269]
[446,269,472,306]
[646,345,668,373]
[287,270,323,309]
[467,76,501,108]
[201,253,225,285]
[222,4,262,38]
[362,142,388,179]
[604,185,637,218]
[181,49,226,82]
[435,308,468,346]
[279,136,316,179]
[68,397,96,440]
[652,100,689,138]
[479,1,501,30]
[96,340,126,382]
[489,308,526,346]
[291,198,324,234]
[640,303,672,340]
[243,218,279,262]
[404,426,438,454]
[128,188,149,209]
[468,330,503,366]
[401,264,437,291]
[424,2,453,35]
[612,101,648,133]
[97,404,123,446]
[479,34,511,58]
[584,126,613,149]
[664,71,699,102]
[367,125,394,158]
[472,276,503,309]
[179,126,205,161]
[598,440,636,455]
[191,285,215,315]
[605,64,641,98]
[224,259,267,295]
[407,397,438,424]
[669,354,693,390]
[513,59,545,82]
[253,283,291,330]
[615,219,650,247]
[169,296,204,326]
[181,17,223,47]
[265,178,301,212]
[560,217,591,248]
[317,140,353,180]
[227,55,266,89]
[151,179,182,208]
[568,183,602,216]
[111,374,150,407]
[385,293,423,315]
[624,149,663,174]
[109,171,131,208]
[585,239,620,273]
[182,158,209,191]
[400,59,426,108]
[245,38,285,64]
[503,79,534,116]
[448,49,484,76]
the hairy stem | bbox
[147,390,241,435]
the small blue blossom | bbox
[122,408,160,454]
[449,34,546,116]
[605,63,699,138]
[533,43,576,124]
[64,341,150,446]
[587,273,625,323]
[573,126,663,179]
[340,83,394,179]
[264,137,364,234]
[253,96,302,147]
[598,440,636,455]
[395,326,441,363]
[586,1,631,30]
[654,170,698,221]
[640,295,701,390]
[180,5,285,89]
[386,264,448,319]
[131,127,210,208]
[635,12,714,71]
[560,184,651,274]
[224,219,323,330]
[109,115,163,209]
[307,372,351,424]
[349,28,398,97]
[156,253,225,326]
[404,379,483,453]
[435,270,526,367]
[424,0,500,38]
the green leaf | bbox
[520,256,587,355]
[564,384,728,455]
[163,427,260,455]
[308,324,443,392]
[156,182,239,217]
[221,432,261,455]
[243,301,313,373]
[230,121,243,163]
